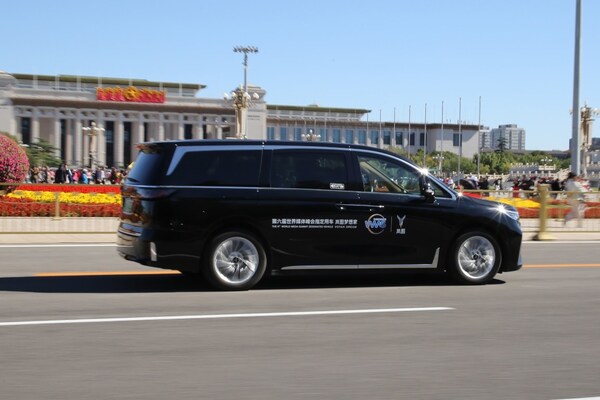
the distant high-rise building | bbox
[487,124,526,151]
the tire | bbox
[448,231,501,284]
[203,230,267,290]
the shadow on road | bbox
[0,271,505,293]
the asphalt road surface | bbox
[0,242,599,400]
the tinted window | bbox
[271,151,348,190]
[168,150,261,186]
[127,145,168,184]
[358,154,422,194]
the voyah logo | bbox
[364,214,387,235]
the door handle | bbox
[336,203,385,211]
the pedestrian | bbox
[564,172,586,227]
[55,163,68,184]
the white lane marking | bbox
[0,244,116,248]
[0,307,453,327]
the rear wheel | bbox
[449,231,501,284]
[203,231,266,290]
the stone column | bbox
[132,114,144,161]
[65,119,74,165]
[115,113,124,167]
[178,114,185,140]
[192,120,200,139]
[52,116,61,158]
[73,112,82,167]
[97,114,106,167]
[31,108,40,145]
[158,116,165,141]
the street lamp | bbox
[225,45,259,139]
[540,157,552,176]
[82,122,104,169]
[580,104,599,177]
[224,87,260,139]
[302,128,321,142]
[433,154,444,177]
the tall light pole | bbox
[233,45,258,93]
[82,121,104,169]
[571,0,582,174]
[226,46,259,139]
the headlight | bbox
[496,204,520,221]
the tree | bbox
[495,135,508,153]
[24,138,62,167]
[0,133,30,188]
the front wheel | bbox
[448,232,501,284]
[203,231,266,290]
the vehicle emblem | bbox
[396,215,406,235]
[365,214,387,235]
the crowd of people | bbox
[25,165,128,185]
[440,173,589,196]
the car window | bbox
[127,145,168,185]
[168,150,261,186]
[271,151,348,190]
[358,154,422,195]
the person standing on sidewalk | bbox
[564,172,586,227]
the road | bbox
[0,242,599,400]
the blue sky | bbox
[2,0,598,151]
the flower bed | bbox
[17,184,120,194]
[0,184,122,217]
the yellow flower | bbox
[8,190,121,205]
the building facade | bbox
[1,71,483,168]
[482,124,526,151]
[266,105,482,159]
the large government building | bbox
[0,71,484,169]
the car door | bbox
[257,147,363,269]
[343,150,445,268]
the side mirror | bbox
[420,176,436,203]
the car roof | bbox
[140,139,412,162]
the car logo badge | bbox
[365,214,387,235]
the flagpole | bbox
[458,97,462,181]
[477,96,482,176]
[423,103,427,167]
[408,105,412,157]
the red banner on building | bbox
[96,86,165,103]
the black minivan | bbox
[117,140,522,290]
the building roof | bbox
[268,104,371,114]
[11,73,205,90]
